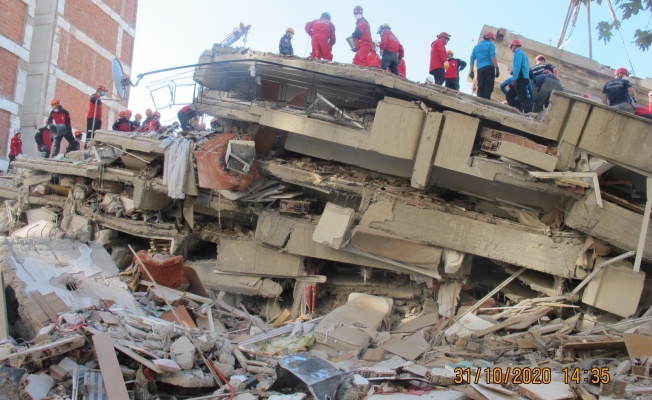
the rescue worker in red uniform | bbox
[429,32,450,85]
[444,50,467,90]
[398,59,406,78]
[378,24,404,76]
[47,98,77,157]
[369,41,382,68]
[112,110,133,132]
[87,84,107,143]
[142,111,161,132]
[305,13,336,61]
[34,124,53,158]
[351,5,373,66]
[9,129,22,164]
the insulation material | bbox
[442,249,465,275]
[195,133,260,191]
[350,226,442,270]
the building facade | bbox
[0,0,137,157]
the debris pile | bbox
[0,42,651,399]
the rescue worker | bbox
[532,70,563,112]
[8,129,22,164]
[112,110,133,132]
[429,32,451,85]
[66,131,83,153]
[510,40,533,113]
[351,5,373,66]
[142,111,162,132]
[210,117,222,130]
[305,12,336,61]
[378,24,403,76]
[469,32,499,100]
[34,124,53,158]
[279,28,294,56]
[369,41,382,68]
[529,55,559,80]
[131,113,142,131]
[444,50,467,90]
[398,59,406,78]
[177,105,201,131]
[87,84,107,143]
[142,109,154,128]
[634,105,652,120]
[602,68,636,112]
[500,68,534,109]
[47,98,77,157]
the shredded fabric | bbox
[163,138,190,199]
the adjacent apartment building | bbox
[0,0,137,157]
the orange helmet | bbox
[154,111,161,118]
[135,113,142,120]
[145,109,153,116]
[124,109,132,117]
[484,32,496,40]
[74,130,83,138]
[509,39,523,49]
[446,50,454,56]
[438,32,451,40]
[51,98,61,108]
[118,110,125,117]
[615,67,629,76]
[97,84,108,92]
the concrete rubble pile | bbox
[1,33,652,399]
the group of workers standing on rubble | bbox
[277,5,652,119]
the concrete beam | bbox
[411,112,443,189]
[254,211,437,277]
[93,131,166,155]
[565,197,652,261]
[360,197,588,279]
[217,239,305,277]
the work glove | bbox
[469,70,475,80]
[444,61,450,71]
[495,66,500,78]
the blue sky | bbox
[127,0,652,125]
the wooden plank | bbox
[562,340,625,350]
[113,342,164,374]
[92,332,130,400]
[97,311,119,325]
[0,335,85,367]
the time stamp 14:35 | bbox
[453,367,611,385]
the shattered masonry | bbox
[0,27,652,399]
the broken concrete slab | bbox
[312,203,355,249]
[20,373,55,400]
[565,197,652,262]
[0,238,142,338]
[217,239,305,277]
[360,197,588,279]
[314,293,392,353]
[170,336,196,370]
[581,260,646,317]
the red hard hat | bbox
[124,109,132,117]
[98,84,108,92]
[615,67,629,76]
[484,32,496,40]
[353,5,363,14]
[509,39,523,48]
[438,32,451,39]
[154,111,161,117]
[146,109,153,116]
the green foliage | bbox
[594,0,652,50]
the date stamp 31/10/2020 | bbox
[453,367,611,385]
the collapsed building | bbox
[1,26,652,399]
